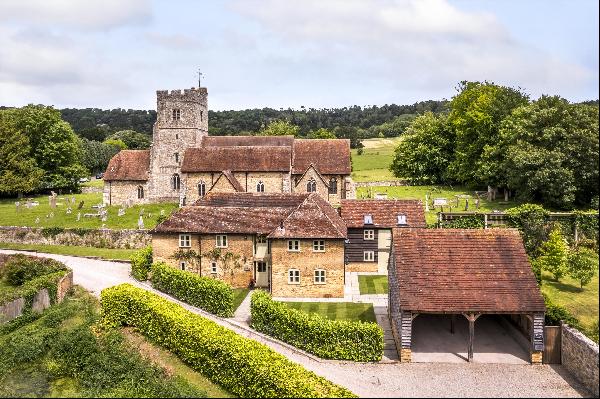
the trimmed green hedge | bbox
[250,290,384,362]
[101,284,356,398]
[150,261,234,317]
[130,246,152,281]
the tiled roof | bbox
[391,228,546,314]
[153,192,346,239]
[103,150,150,181]
[340,199,426,228]
[201,135,294,147]
[292,139,351,175]
[181,146,291,172]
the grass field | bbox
[358,275,389,295]
[0,242,136,260]
[81,179,104,188]
[232,288,250,312]
[0,191,177,230]
[541,269,599,334]
[280,301,376,323]
[351,137,403,182]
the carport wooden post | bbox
[463,313,481,362]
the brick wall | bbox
[562,324,599,396]
[270,239,344,298]
[346,262,378,272]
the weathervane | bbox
[198,69,204,88]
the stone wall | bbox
[0,271,73,324]
[104,180,149,206]
[355,180,409,188]
[562,324,599,397]
[346,262,378,272]
[0,226,150,250]
[270,239,345,298]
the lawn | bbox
[541,269,599,334]
[232,288,250,312]
[280,301,376,323]
[81,179,104,189]
[0,242,136,260]
[351,137,403,182]
[358,275,389,295]
[0,191,178,230]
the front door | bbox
[255,261,270,287]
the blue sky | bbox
[0,0,597,110]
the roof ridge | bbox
[310,193,346,237]
[267,194,311,236]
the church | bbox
[103,87,355,206]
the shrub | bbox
[101,284,356,398]
[0,270,70,309]
[567,247,598,289]
[150,262,234,317]
[543,294,580,329]
[2,254,68,286]
[536,226,569,281]
[130,246,152,281]
[250,290,383,362]
[441,215,485,229]
[41,227,65,238]
[505,204,550,254]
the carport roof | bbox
[391,228,545,314]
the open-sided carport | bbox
[388,228,546,364]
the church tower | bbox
[147,87,208,202]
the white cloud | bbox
[0,0,152,31]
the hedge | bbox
[101,284,356,398]
[150,261,234,317]
[130,246,153,281]
[250,290,384,362]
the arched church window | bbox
[328,177,337,194]
[137,185,144,199]
[171,173,181,190]
[198,181,206,197]
[307,178,317,193]
[257,181,265,192]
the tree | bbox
[536,226,569,281]
[103,139,128,150]
[389,112,455,184]
[567,248,598,289]
[106,130,151,149]
[258,120,300,136]
[308,128,336,139]
[447,81,529,186]
[498,96,599,209]
[78,138,120,174]
[0,113,43,195]
[3,105,87,192]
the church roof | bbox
[292,139,351,175]
[181,146,291,172]
[201,135,294,147]
[103,150,150,181]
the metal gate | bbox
[543,326,561,364]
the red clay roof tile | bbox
[292,139,351,175]
[103,150,150,181]
[340,199,426,228]
[181,146,291,172]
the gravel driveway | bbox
[0,249,590,398]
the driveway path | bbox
[0,249,590,398]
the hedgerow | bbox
[250,290,384,362]
[101,284,356,398]
[150,261,234,317]
[129,245,152,280]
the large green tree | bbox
[447,81,529,186]
[498,96,599,209]
[308,128,336,139]
[5,105,87,191]
[389,112,455,184]
[106,130,151,149]
[258,120,300,136]
[78,138,120,174]
[0,113,44,195]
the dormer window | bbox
[364,214,373,225]
[397,214,407,225]
[172,109,181,121]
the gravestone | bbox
[71,196,76,204]
[77,201,84,210]
[15,201,20,213]
[160,209,165,216]
[49,212,54,218]
[76,212,81,222]
[49,195,57,209]
[66,207,72,214]
[35,217,40,224]
[118,208,125,217]
[138,215,144,230]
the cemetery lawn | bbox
[81,179,104,188]
[280,302,376,323]
[0,192,178,230]
[358,275,389,295]
[0,242,136,260]
[351,137,403,182]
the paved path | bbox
[233,289,252,325]
[0,249,590,398]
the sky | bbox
[0,0,597,111]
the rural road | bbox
[0,249,591,398]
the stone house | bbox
[151,192,347,298]
[103,87,354,206]
[339,199,425,273]
[388,228,545,364]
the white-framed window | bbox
[210,261,218,274]
[364,214,373,224]
[364,229,375,240]
[287,240,300,252]
[179,234,191,248]
[256,181,265,192]
[216,234,228,248]
[255,261,267,273]
[288,269,300,284]
[180,261,187,271]
[256,235,267,243]
[397,214,407,225]
[364,251,375,262]
[313,240,325,252]
[314,269,326,284]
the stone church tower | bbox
[147,88,208,202]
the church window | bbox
[171,173,181,190]
[198,181,206,197]
[257,181,265,192]
[307,178,317,193]
[328,177,337,194]
[201,111,203,121]
[174,153,179,163]
[137,185,144,199]
[172,109,181,121]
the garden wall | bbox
[0,226,150,249]
[0,271,73,323]
[561,324,599,397]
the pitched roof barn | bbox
[390,228,545,314]
[340,199,426,228]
